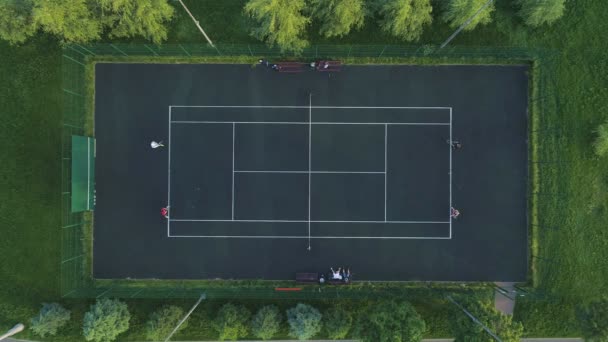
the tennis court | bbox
[94,63,529,281]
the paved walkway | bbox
[495,282,516,315]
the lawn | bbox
[1,0,607,339]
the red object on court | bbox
[161,207,168,217]
[274,288,302,291]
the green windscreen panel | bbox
[71,135,95,212]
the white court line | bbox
[384,124,387,222]
[234,170,385,174]
[87,137,90,210]
[169,235,451,240]
[449,107,453,239]
[167,107,172,237]
[308,93,312,249]
[231,123,235,220]
[170,105,452,110]
[171,121,450,126]
[170,219,449,224]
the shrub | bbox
[251,305,282,340]
[594,120,608,156]
[82,298,130,342]
[146,305,187,341]
[213,303,251,341]
[449,296,523,342]
[578,298,608,342]
[517,0,565,27]
[30,303,71,337]
[353,300,426,342]
[442,0,494,31]
[287,303,322,340]
[323,307,352,340]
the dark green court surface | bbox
[94,63,529,281]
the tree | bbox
[30,303,71,337]
[287,303,322,340]
[213,303,251,341]
[449,296,523,342]
[578,298,608,342]
[323,307,352,340]
[146,305,187,341]
[32,0,101,43]
[517,0,565,27]
[0,0,38,45]
[98,0,174,44]
[376,0,432,42]
[353,300,426,342]
[594,120,608,157]
[82,298,130,342]
[244,0,310,54]
[442,0,494,31]
[310,0,365,38]
[251,305,282,340]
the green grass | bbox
[0,34,63,334]
[1,0,608,339]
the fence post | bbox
[110,44,128,56]
[379,45,387,58]
[75,44,96,56]
[178,44,191,57]
[143,44,158,56]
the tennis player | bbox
[161,207,169,219]
[151,141,164,149]
[450,207,460,219]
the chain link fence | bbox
[61,43,557,299]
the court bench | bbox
[276,62,305,73]
[316,60,342,72]
[295,272,351,285]
[295,272,319,284]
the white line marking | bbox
[171,105,452,109]
[449,107,453,239]
[87,137,90,210]
[171,121,450,126]
[234,170,385,174]
[168,235,451,240]
[384,124,387,222]
[167,107,172,237]
[308,93,312,250]
[170,219,449,224]
[232,122,235,220]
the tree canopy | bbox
[449,296,523,342]
[0,0,38,44]
[310,0,366,38]
[594,120,608,156]
[323,306,352,340]
[98,0,174,44]
[244,0,310,53]
[145,305,188,341]
[376,0,433,41]
[213,303,251,341]
[30,303,71,337]
[353,300,426,342]
[442,0,494,31]
[517,0,565,27]
[287,303,323,340]
[82,299,130,342]
[33,0,101,43]
[251,305,282,340]
[0,0,174,44]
